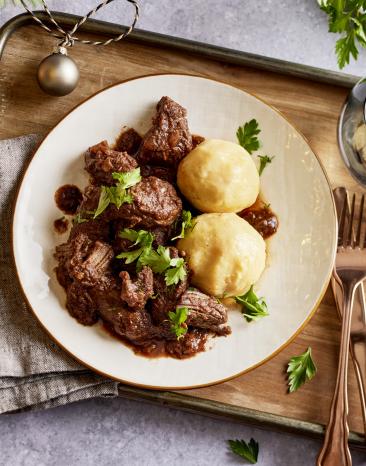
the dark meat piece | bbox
[70,186,110,242]
[85,140,138,186]
[107,176,182,229]
[66,282,98,326]
[178,289,231,335]
[150,256,188,324]
[150,225,174,246]
[166,329,208,359]
[120,267,154,311]
[99,302,157,343]
[137,96,193,167]
[77,185,100,213]
[54,184,83,215]
[140,165,175,184]
[55,233,93,286]
[115,128,142,155]
[55,233,114,290]
[191,134,205,149]
[55,262,72,290]
[70,240,114,289]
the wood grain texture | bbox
[1,24,364,438]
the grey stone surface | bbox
[1,1,366,465]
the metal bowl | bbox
[338,78,366,187]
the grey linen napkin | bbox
[0,135,119,414]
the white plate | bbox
[13,74,337,389]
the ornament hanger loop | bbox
[20,0,140,48]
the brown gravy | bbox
[54,217,69,234]
[239,198,279,239]
[55,184,83,215]
[103,323,208,360]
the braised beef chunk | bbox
[70,240,114,289]
[100,304,157,343]
[140,165,175,183]
[166,329,208,359]
[55,234,114,290]
[120,267,154,311]
[107,176,182,228]
[151,265,189,324]
[85,140,138,186]
[178,289,231,335]
[66,282,98,326]
[115,128,142,155]
[137,97,193,167]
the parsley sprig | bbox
[117,228,187,286]
[235,286,269,322]
[258,155,274,176]
[116,229,154,268]
[236,119,261,154]
[287,347,317,393]
[172,210,196,241]
[236,120,275,175]
[318,0,366,68]
[93,168,141,219]
[228,438,259,464]
[168,306,189,339]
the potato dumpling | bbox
[178,213,266,297]
[177,139,259,213]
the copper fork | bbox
[317,193,366,466]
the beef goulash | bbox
[54,96,278,359]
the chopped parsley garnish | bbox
[257,155,274,176]
[172,210,196,240]
[235,286,269,322]
[228,438,259,464]
[287,347,317,393]
[117,228,187,285]
[236,119,261,154]
[93,168,141,219]
[165,257,187,286]
[116,229,154,269]
[139,245,172,273]
[168,306,189,339]
[112,169,142,188]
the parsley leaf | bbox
[93,168,141,219]
[112,168,142,188]
[228,438,259,464]
[139,245,172,273]
[236,119,261,154]
[116,229,154,267]
[318,0,366,69]
[116,230,187,285]
[235,286,269,322]
[257,155,274,176]
[165,257,187,286]
[172,210,196,241]
[287,347,317,393]
[168,306,189,339]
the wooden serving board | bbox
[1,12,365,445]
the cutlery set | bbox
[318,188,366,465]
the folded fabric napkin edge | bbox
[0,134,119,414]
